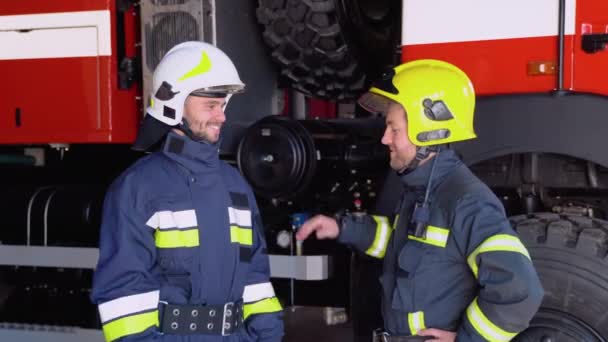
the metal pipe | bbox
[587,161,599,188]
[291,90,308,120]
[530,153,539,183]
[557,0,566,91]
[27,187,52,246]
[43,189,58,246]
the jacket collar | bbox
[161,131,220,173]
[398,149,462,190]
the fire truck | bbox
[1,0,608,341]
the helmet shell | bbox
[360,59,476,146]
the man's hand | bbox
[417,328,456,342]
[295,215,340,241]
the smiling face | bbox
[381,102,418,171]
[182,95,227,143]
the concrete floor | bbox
[283,306,354,342]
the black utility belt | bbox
[160,302,243,336]
[373,329,432,342]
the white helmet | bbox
[133,41,245,151]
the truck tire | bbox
[256,0,397,101]
[511,213,608,341]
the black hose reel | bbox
[237,116,388,201]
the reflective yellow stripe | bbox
[408,311,426,335]
[393,214,400,229]
[467,234,530,278]
[365,215,392,258]
[466,297,516,341]
[243,297,282,320]
[102,310,159,342]
[230,226,253,245]
[154,228,199,248]
[178,51,212,81]
[408,225,450,248]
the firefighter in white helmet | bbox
[92,41,284,341]
[132,40,246,149]
[297,60,543,342]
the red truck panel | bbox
[400,0,608,97]
[573,1,608,95]
[0,0,139,144]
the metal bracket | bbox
[582,33,608,53]
[115,0,140,89]
[0,323,103,342]
[268,255,330,280]
[0,245,99,269]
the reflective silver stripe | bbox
[365,216,391,258]
[145,210,197,230]
[408,225,449,247]
[466,297,516,341]
[145,212,160,228]
[408,311,426,335]
[98,290,159,323]
[467,234,531,278]
[228,207,252,228]
[242,282,276,303]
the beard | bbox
[181,120,220,143]
[190,129,212,142]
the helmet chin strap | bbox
[177,119,223,148]
[178,119,210,144]
[397,145,437,175]
[409,146,442,239]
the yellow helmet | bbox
[359,59,476,146]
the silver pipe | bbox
[43,189,58,247]
[26,186,51,246]
[557,0,566,91]
[587,161,599,188]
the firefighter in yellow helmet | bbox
[297,60,543,341]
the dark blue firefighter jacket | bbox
[339,149,543,341]
[92,132,283,341]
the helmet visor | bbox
[190,84,245,97]
[357,92,393,115]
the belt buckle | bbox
[373,328,389,342]
[221,302,235,336]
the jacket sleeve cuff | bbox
[337,214,392,258]
[455,319,487,342]
[457,297,520,342]
[337,215,371,245]
[244,310,284,341]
